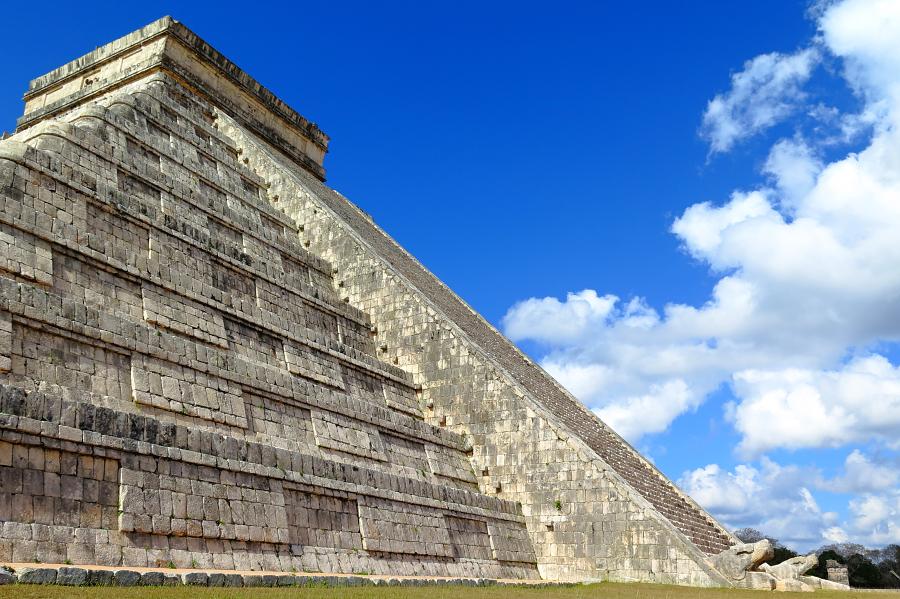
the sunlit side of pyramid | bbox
[0,17,738,584]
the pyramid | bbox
[0,17,737,584]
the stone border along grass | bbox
[0,565,572,588]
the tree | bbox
[876,561,900,588]
[874,544,900,588]
[734,528,766,543]
[771,545,799,566]
[819,542,871,560]
[847,554,882,588]
[878,544,900,567]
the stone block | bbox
[17,567,57,584]
[140,571,167,586]
[113,570,142,586]
[56,567,88,586]
[182,572,209,586]
[86,569,115,585]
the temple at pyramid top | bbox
[18,16,329,180]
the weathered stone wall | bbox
[221,107,732,584]
[0,386,535,575]
[826,560,849,586]
[0,70,539,579]
[0,17,741,586]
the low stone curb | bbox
[0,566,573,588]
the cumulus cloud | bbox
[763,138,823,209]
[503,290,617,346]
[677,463,763,522]
[820,0,900,101]
[591,379,695,441]
[677,458,837,549]
[731,356,900,456]
[822,450,900,493]
[678,451,900,550]
[701,48,820,153]
[670,192,775,265]
[847,491,900,545]
[507,295,719,442]
[502,0,900,456]
[502,0,900,545]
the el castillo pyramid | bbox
[0,17,753,586]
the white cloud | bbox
[822,450,900,493]
[701,48,820,153]
[677,458,835,550]
[503,290,617,346]
[847,491,900,545]
[671,192,775,264]
[763,138,823,210]
[678,463,762,521]
[540,361,613,401]
[498,0,900,549]
[820,0,900,102]
[731,356,900,456]
[592,379,696,440]
[678,450,900,550]
[502,0,900,455]
[822,526,850,544]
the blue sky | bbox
[2,1,898,551]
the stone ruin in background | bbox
[0,17,851,589]
[827,560,850,586]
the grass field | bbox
[0,583,898,599]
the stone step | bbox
[0,563,568,588]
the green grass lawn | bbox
[0,583,897,599]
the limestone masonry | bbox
[0,17,812,587]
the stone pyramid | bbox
[0,17,738,584]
